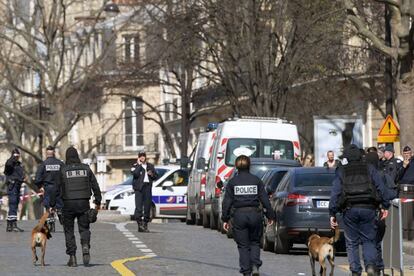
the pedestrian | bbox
[131,151,157,233]
[323,150,340,169]
[4,148,25,232]
[381,144,404,182]
[57,146,101,267]
[400,146,414,184]
[35,146,65,227]
[329,144,390,276]
[221,155,275,276]
[365,151,398,276]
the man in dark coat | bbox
[131,151,157,232]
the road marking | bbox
[128,237,139,240]
[114,222,158,257]
[135,244,147,248]
[132,241,143,244]
[140,249,153,253]
[111,255,155,276]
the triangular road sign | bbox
[378,115,399,143]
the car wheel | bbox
[210,208,217,230]
[274,222,290,254]
[186,202,195,225]
[202,208,210,228]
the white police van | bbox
[107,166,189,219]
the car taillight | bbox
[286,194,309,206]
[200,174,206,199]
[215,176,222,198]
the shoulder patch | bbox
[234,185,258,195]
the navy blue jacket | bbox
[221,171,275,222]
[399,159,414,184]
[4,156,24,183]
[35,157,65,188]
[329,163,391,217]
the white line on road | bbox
[140,249,153,253]
[135,244,147,248]
[113,222,157,257]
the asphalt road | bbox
[1,220,413,276]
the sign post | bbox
[377,115,400,143]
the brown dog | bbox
[31,211,52,266]
[308,227,340,276]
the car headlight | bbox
[114,191,135,200]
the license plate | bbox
[316,200,329,208]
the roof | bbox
[289,167,336,174]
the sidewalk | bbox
[404,240,414,256]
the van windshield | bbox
[225,138,294,166]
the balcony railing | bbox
[101,132,159,155]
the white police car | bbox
[107,165,189,219]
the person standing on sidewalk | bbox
[4,148,25,232]
[222,155,275,276]
[131,152,157,233]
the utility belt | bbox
[6,180,21,191]
[235,206,261,212]
[346,203,377,210]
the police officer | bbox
[57,146,101,267]
[329,145,391,276]
[222,155,275,276]
[400,146,414,184]
[381,144,404,182]
[35,146,65,227]
[4,148,25,232]
[131,151,157,232]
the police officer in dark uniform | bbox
[329,145,391,276]
[4,148,25,232]
[57,146,101,267]
[35,146,65,229]
[131,151,157,233]
[381,144,404,182]
[222,155,275,276]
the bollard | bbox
[400,184,414,241]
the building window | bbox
[124,97,143,149]
[123,34,140,64]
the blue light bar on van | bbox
[207,122,218,131]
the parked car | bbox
[186,128,216,225]
[106,166,189,219]
[218,158,301,236]
[103,166,170,209]
[205,117,301,231]
[263,167,344,254]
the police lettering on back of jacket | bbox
[222,155,275,276]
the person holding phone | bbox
[131,151,157,232]
[400,146,414,184]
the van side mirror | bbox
[217,152,224,159]
[162,181,174,190]
[196,157,206,171]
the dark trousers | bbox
[376,218,386,270]
[232,209,263,274]
[343,207,378,274]
[44,186,63,209]
[134,183,152,223]
[7,183,21,221]
[63,200,90,256]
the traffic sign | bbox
[377,115,400,143]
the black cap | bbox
[138,151,146,157]
[65,146,81,164]
[384,144,394,153]
[403,145,412,152]
[12,148,20,155]
[46,145,55,151]
[343,144,362,161]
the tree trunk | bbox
[55,102,70,153]
[396,70,414,147]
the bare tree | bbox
[344,0,414,146]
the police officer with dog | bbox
[56,146,101,267]
[329,144,391,276]
[4,148,25,232]
[35,146,65,229]
[222,155,275,276]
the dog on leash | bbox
[308,227,340,276]
[31,211,52,266]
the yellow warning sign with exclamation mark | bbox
[378,115,400,143]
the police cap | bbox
[403,145,412,152]
[384,144,395,153]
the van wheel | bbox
[210,208,217,230]
[186,203,195,225]
[274,222,290,254]
[202,208,210,228]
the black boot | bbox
[6,221,12,232]
[366,265,378,276]
[142,222,149,233]
[12,221,24,232]
[82,244,90,266]
[138,220,145,232]
[67,255,77,267]
[252,266,260,276]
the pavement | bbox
[0,219,413,276]
[404,240,414,256]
